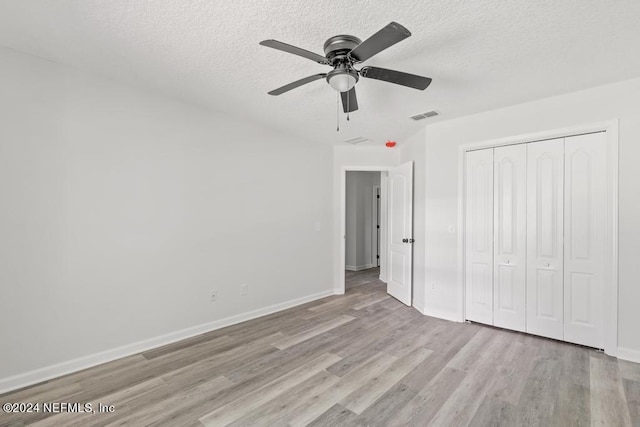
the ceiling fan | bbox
[260,22,432,114]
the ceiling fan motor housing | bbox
[323,35,361,64]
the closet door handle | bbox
[504,259,510,264]
[545,262,550,267]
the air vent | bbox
[410,110,439,121]
[344,137,371,145]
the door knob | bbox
[408,238,415,243]
[505,259,510,264]
[402,238,408,243]
[545,262,550,267]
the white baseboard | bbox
[0,289,335,394]
[421,306,464,323]
[617,346,640,364]
[345,264,375,272]
[412,301,425,314]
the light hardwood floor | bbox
[1,268,639,426]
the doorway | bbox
[337,162,414,306]
[345,171,381,273]
[337,167,390,296]
[345,172,382,292]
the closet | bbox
[464,132,607,349]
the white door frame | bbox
[457,119,619,356]
[338,166,390,295]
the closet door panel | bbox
[526,139,564,340]
[564,132,607,348]
[465,149,494,325]
[493,144,527,332]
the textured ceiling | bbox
[1,0,640,146]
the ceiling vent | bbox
[410,110,439,121]
[344,136,371,145]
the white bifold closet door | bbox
[493,144,527,332]
[563,132,607,348]
[465,133,608,349]
[526,139,565,341]
[464,149,494,325]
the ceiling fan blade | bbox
[340,87,358,113]
[268,73,327,95]
[348,22,411,63]
[260,40,329,64]
[360,66,432,90]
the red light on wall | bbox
[385,140,396,148]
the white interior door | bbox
[563,132,607,348]
[465,149,494,325]
[387,161,413,306]
[493,144,527,332]
[526,139,564,340]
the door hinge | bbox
[377,194,380,199]
[377,225,380,229]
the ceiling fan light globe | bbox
[328,74,357,92]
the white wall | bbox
[345,171,380,270]
[422,77,640,359]
[0,47,334,388]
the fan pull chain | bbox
[336,91,340,132]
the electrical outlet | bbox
[241,284,248,296]
[210,291,217,302]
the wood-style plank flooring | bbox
[1,267,639,426]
